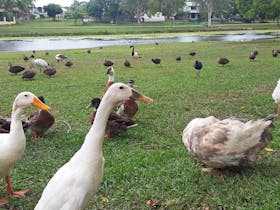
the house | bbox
[140,12,165,22]
[183,0,199,21]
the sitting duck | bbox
[182,115,274,169]
[35,83,152,210]
[0,92,50,206]
[87,97,138,138]
[26,96,55,141]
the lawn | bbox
[0,39,280,209]
[0,19,279,38]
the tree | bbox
[147,0,185,19]
[87,0,105,21]
[43,3,63,21]
[234,0,254,22]
[120,0,148,23]
[65,0,88,23]
[271,0,280,25]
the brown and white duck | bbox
[87,97,137,138]
[182,115,274,169]
[103,66,115,94]
[26,96,55,141]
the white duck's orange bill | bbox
[32,97,51,111]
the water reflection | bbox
[0,33,278,52]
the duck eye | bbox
[119,86,124,89]
[24,94,28,97]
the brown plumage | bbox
[116,80,138,119]
[182,115,274,168]
[65,60,73,68]
[26,96,55,141]
[87,98,137,138]
[272,49,278,57]
[103,67,115,94]
[22,70,36,80]
[103,59,114,67]
[43,67,56,77]
[124,59,131,68]
[8,63,25,75]
[0,117,29,133]
[176,55,181,61]
[218,57,230,66]
[249,52,256,61]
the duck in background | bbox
[0,92,50,206]
[103,66,115,94]
[26,96,55,141]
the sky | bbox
[34,0,89,7]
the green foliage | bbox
[120,0,149,22]
[0,38,280,209]
[147,0,185,18]
[43,3,63,21]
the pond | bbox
[0,32,279,52]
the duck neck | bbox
[10,104,25,137]
[82,96,114,154]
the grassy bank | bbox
[0,19,279,38]
[0,39,280,209]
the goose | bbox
[0,92,50,206]
[217,57,230,66]
[103,66,115,94]
[103,59,114,67]
[87,97,138,138]
[35,83,152,210]
[8,63,25,75]
[182,114,274,170]
[130,45,141,59]
[194,60,203,78]
[123,59,131,68]
[43,66,56,78]
[176,55,181,61]
[151,58,161,65]
[27,96,55,141]
[55,54,68,63]
[272,78,280,116]
[65,60,73,68]
[116,80,139,119]
[32,58,49,72]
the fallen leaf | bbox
[99,194,109,203]
[264,147,273,152]
[240,106,246,110]
[185,107,191,112]
[146,198,158,207]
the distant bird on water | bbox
[8,63,25,75]
[218,57,230,66]
[194,60,203,78]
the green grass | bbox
[0,19,279,38]
[0,39,280,209]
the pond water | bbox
[0,32,279,52]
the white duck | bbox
[182,115,274,169]
[35,83,153,210]
[0,92,50,206]
[272,78,280,116]
[32,58,49,72]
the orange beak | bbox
[131,89,153,104]
[32,96,51,111]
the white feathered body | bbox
[182,116,272,168]
[272,78,280,104]
[35,148,104,210]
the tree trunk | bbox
[206,0,213,28]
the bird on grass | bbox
[218,57,230,66]
[22,65,36,80]
[194,60,203,78]
[272,49,278,57]
[176,55,181,61]
[87,97,138,138]
[0,92,50,206]
[130,45,141,59]
[32,58,49,72]
[27,96,55,141]
[151,58,161,65]
[43,66,56,78]
[103,59,114,67]
[189,51,196,57]
[103,66,115,94]
[87,49,91,54]
[124,59,131,68]
[182,114,274,173]
[65,60,73,68]
[22,55,29,62]
[252,48,258,56]
[249,52,256,61]
[116,80,139,119]
[8,63,25,75]
[0,117,29,134]
[272,78,280,116]
[55,54,68,63]
[34,83,152,210]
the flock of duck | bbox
[1,44,280,209]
